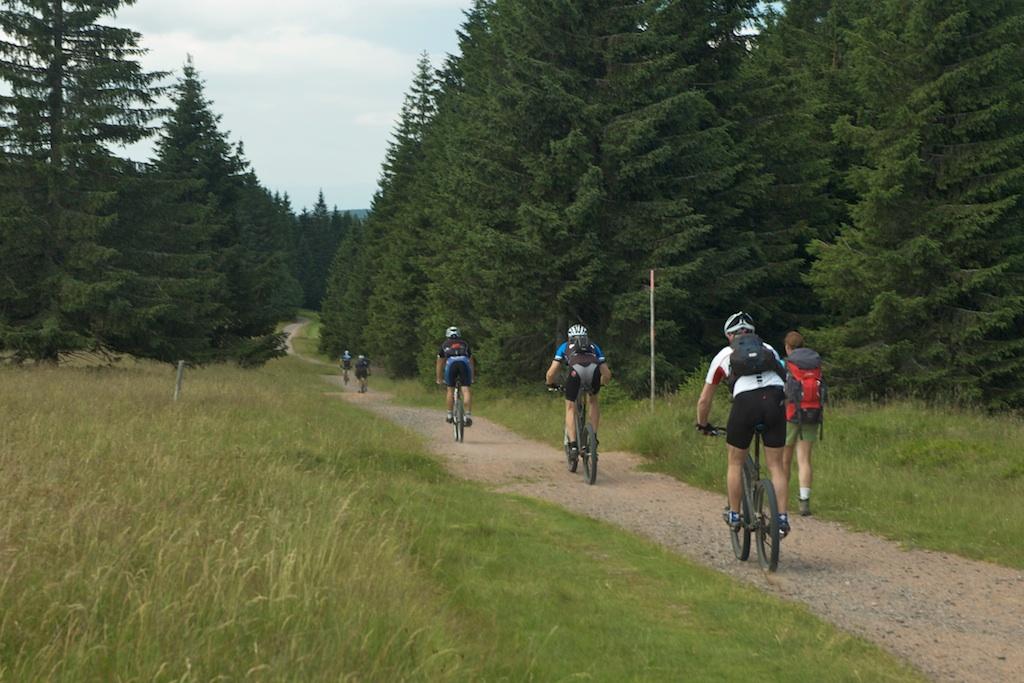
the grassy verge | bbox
[0,358,920,681]
[291,309,329,361]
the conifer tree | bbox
[319,216,371,358]
[101,164,226,363]
[809,0,1024,407]
[154,59,294,365]
[726,0,871,336]
[362,52,440,376]
[0,0,163,361]
[599,0,770,388]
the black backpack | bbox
[728,333,780,383]
[566,340,598,367]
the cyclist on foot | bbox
[695,312,791,536]
[340,350,352,383]
[435,326,476,426]
[545,324,612,461]
[355,354,370,392]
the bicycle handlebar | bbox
[697,423,725,437]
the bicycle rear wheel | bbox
[453,390,464,442]
[582,426,597,485]
[754,479,781,572]
[730,456,754,561]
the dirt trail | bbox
[294,324,1023,682]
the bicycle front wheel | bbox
[454,393,464,442]
[582,426,597,485]
[564,428,578,472]
[730,456,754,561]
[754,479,781,572]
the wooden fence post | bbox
[174,360,185,401]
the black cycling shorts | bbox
[342,361,351,370]
[726,386,786,449]
[565,363,601,402]
[355,366,368,379]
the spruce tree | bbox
[362,52,440,376]
[809,0,1024,407]
[599,0,770,389]
[154,59,293,365]
[319,216,371,358]
[101,165,226,363]
[0,0,164,361]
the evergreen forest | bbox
[320,0,1024,409]
[2,0,1023,409]
[0,2,359,366]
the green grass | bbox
[0,358,921,681]
[291,309,329,362]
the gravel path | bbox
[295,325,1024,682]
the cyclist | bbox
[545,324,612,460]
[695,312,791,536]
[340,350,352,383]
[354,354,370,392]
[435,326,476,426]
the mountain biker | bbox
[435,326,476,426]
[545,324,612,460]
[340,350,352,380]
[695,312,791,536]
[354,354,370,391]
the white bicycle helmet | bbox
[445,326,460,339]
[567,324,589,348]
[723,311,755,335]
[567,324,587,338]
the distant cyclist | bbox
[545,324,612,460]
[695,312,791,536]
[435,326,476,426]
[354,354,370,393]
[340,349,352,383]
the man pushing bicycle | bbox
[695,312,791,536]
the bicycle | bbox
[341,366,350,385]
[452,379,466,442]
[356,370,368,394]
[704,423,781,572]
[550,383,598,485]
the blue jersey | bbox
[555,341,605,365]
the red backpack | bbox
[784,347,826,436]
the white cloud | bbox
[110,0,470,209]
[119,0,467,39]
[353,111,400,128]
[141,27,411,79]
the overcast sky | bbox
[118,0,472,211]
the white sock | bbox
[800,487,811,500]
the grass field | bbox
[0,353,922,680]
